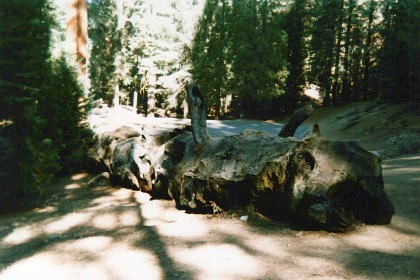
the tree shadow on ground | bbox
[0,173,192,280]
[129,194,192,279]
[381,154,420,236]
[1,153,419,279]
[343,248,420,279]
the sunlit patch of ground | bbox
[1,153,419,280]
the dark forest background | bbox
[1,0,419,195]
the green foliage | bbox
[89,0,201,115]
[307,0,343,106]
[0,0,52,117]
[0,0,58,194]
[0,0,93,195]
[284,0,307,111]
[88,0,120,104]
[191,0,287,118]
[192,0,229,119]
[21,137,61,195]
[87,0,418,118]
[299,0,418,108]
[0,122,15,192]
[377,0,419,106]
[45,55,92,173]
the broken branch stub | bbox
[279,105,313,137]
[187,83,209,146]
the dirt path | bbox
[0,152,419,280]
[1,101,419,279]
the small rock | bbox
[240,215,249,221]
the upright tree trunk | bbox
[378,0,393,98]
[323,10,339,106]
[214,0,226,120]
[323,43,335,107]
[342,0,355,102]
[66,0,88,76]
[362,0,375,100]
[285,0,306,109]
[331,0,344,105]
[147,67,156,117]
[409,0,420,112]
[215,86,221,120]
[183,99,189,119]
[113,84,120,108]
[382,0,393,51]
[133,91,138,111]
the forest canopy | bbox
[88,0,419,118]
[0,0,418,195]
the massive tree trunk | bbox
[88,84,395,232]
[66,0,88,76]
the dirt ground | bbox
[0,101,419,280]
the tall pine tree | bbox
[0,0,59,194]
[192,0,229,119]
[307,0,342,106]
[378,0,419,108]
[88,0,120,104]
[285,0,307,111]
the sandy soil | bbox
[0,102,419,280]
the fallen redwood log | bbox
[88,87,395,232]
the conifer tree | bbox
[0,0,59,194]
[1,0,92,195]
[43,56,90,173]
[228,0,286,117]
[378,0,419,107]
[285,0,307,111]
[192,0,229,119]
[360,0,376,101]
[307,0,342,106]
[88,0,120,104]
[330,0,344,105]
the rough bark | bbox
[187,83,209,146]
[88,90,395,232]
[66,0,88,76]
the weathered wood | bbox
[66,0,88,76]
[187,83,209,146]
[157,129,394,231]
[279,105,313,137]
[88,97,395,232]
